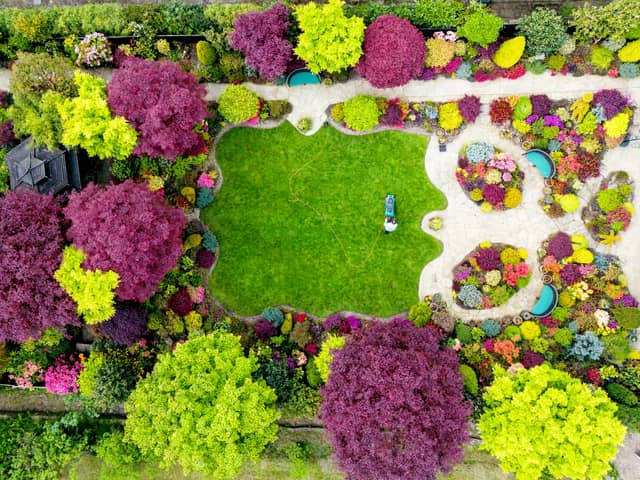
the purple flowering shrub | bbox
[476,247,502,271]
[230,3,292,81]
[99,302,148,346]
[457,95,481,123]
[44,355,83,394]
[547,232,573,260]
[356,15,425,88]
[0,190,79,343]
[529,94,552,117]
[593,89,630,120]
[321,320,470,480]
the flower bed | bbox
[582,171,635,245]
[452,242,531,310]
[329,94,481,140]
[456,142,524,212]
[490,91,634,218]
[539,232,638,362]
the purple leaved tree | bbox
[0,190,79,342]
[230,3,293,81]
[356,15,425,88]
[107,57,209,161]
[320,320,470,480]
[64,180,187,302]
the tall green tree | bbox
[124,332,280,479]
[294,0,365,74]
[479,364,625,480]
[8,52,76,149]
[58,72,137,161]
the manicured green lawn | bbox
[202,122,446,316]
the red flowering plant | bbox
[453,242,531,310]
[456,142,524,212]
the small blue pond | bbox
[287,69,321,87]
[531,285,558,317]
[525,149,555,179]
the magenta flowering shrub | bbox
[230,3,292,81]
[64,181,187,302]
[321,320,470,480]
[0,190,78,343]
[453,243,530,309]
[529,94,552,117]
[99,302,148,346]
[356,15,425,88]
[457,95,481,123]
[107,57,209,160]
[44,355,83,395]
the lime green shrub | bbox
[590,46,615,70]
[618,39,640,62]
[493,37,526,69]
[408,302,433,327]
[316,334,346,383]
[54,246,119,324]
[125,332,280,479]
[342,95,381,131]
[218,85,260,123]
[479,364,626,480]
[196,40,217,65]
[294,0,364,74]
[459,364,478,396]
[77,352,105,397]
[457,8,503,47]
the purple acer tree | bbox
[320,320,470,480]
[0,190,78,342]
[106,57,209,160]
[64,180,187,302]
[99,302,148,345]
[230,3,293,81]
[356,15,425,88]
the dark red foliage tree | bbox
[107,57,209,160]
[0,120,18,147]
[320,320,470,480]
[0,190,79,342]
[64,180,187,302]
[230,3,292,81]
[168,288,193,317]
[355,15,425,88]
[99,302,147,346]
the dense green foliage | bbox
[54,246,119,324]
[125,332,280,479]
[203,122,445,316]
[479,364,626,480]
[218,85,260,123]
[571,0,640,43]
[8,52,76,149]
[58,72,137,161]
[294,0,365,74]
[341,95,381,131]
[517,7,567,56]
[457,7,503,47]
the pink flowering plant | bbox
[44,354,83,394]
[8,360,44,390]
[456,142,524,212]
[75,32,113,68]
[453,242,531,309]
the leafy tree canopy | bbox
[0,190,78,342]
[64,180,186,302]
[478,364,626,480]
[107,57,209,161]
[124,332,280,479]
[320,320,470,480]
[294,0,365,74]
[58,72,138,161]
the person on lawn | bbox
[384,216,397,234]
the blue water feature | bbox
[531,285,558,317]
[287,69,321,87]
[525,149,555,178]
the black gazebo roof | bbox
[5,138,81,194]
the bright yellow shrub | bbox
[504,188,522,208]
[493,36,526,69]
[618,39,640,63]
[604,111,631,138]
[438,102,463,131]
